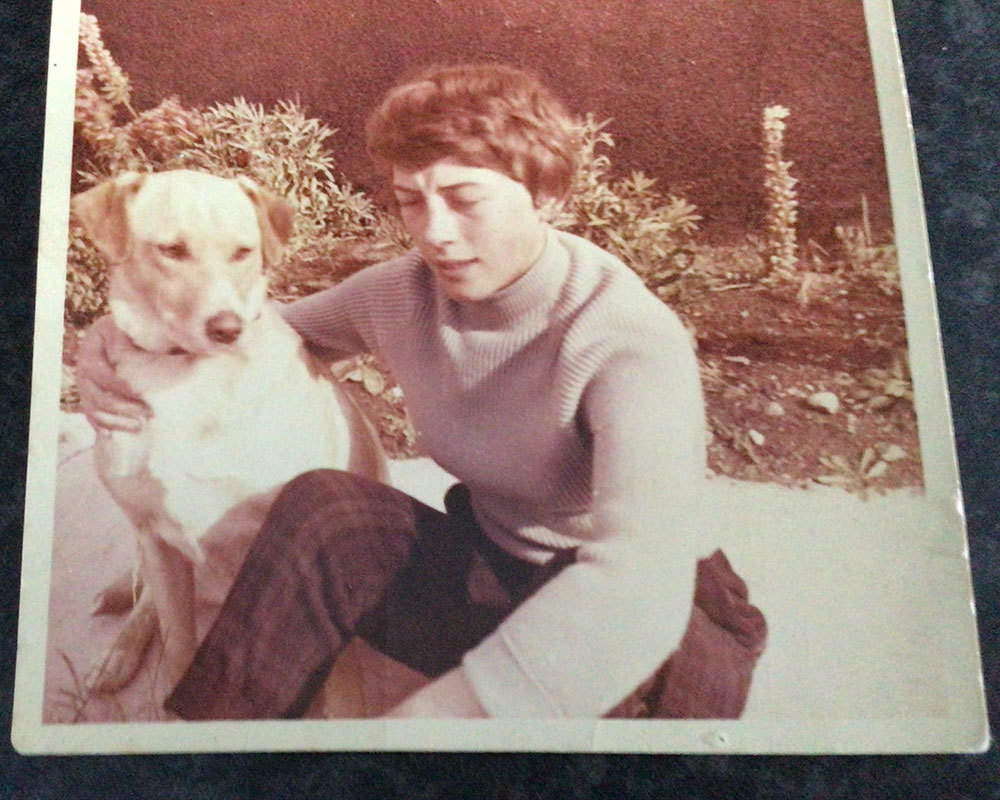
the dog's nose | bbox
[205,311,243,344]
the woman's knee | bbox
[265,468,420,544]
[277,469,372,508]
[261,469,372,541]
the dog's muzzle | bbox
[205,311,243,344]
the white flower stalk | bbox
[762,105,798,280]
[79,13,134,115]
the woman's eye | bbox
[448,193,486,210]
[232,246,254,261]
[157,242,190,260]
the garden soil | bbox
[337,271,922,495]
[676,278,921,492]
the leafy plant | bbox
[815,442,906,497]
[553,115,701,298]
[856,354,914,410]
[835,195,900,296]
[64,226,109,327]
[176,98,375,249]
[68,13,375,327]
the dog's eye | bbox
[232,246,254,262]
[157,242,190,260]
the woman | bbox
[78,63,763,719]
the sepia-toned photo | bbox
[12,0,988,753]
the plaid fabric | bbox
[165,471,766,720]
[164,470,552,720]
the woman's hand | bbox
[384,667,487,718]
[76,315,150,433]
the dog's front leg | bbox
[136,531,197,696]
[91,569,144,615]
[86,589,158,694]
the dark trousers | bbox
[164,469,566,720]
[164,469,767,720]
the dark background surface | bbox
[79,0,891,242]
[1,0,998,797]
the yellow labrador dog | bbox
[71,170,387,699]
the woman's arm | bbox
[278,288,371,362]
[384,667,486,718]
[461,321,710,717]
[278,255,421,360]
[75,258,400,430]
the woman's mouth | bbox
[432,258,478,277]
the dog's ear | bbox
[236,176,295,268]
[70,173,146,263]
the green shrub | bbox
[834,196,900,296]
[174,98,375,249]
[70,15,707,325]
[553,115,701,298]
[64,225,109,327]
[68,13,374,327]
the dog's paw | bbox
[90,570,142,616]
[86,647,145,695]
[86,601,158,693]
[90,587,135,617]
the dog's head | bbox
[71,170,294,354]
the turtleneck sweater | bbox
[283,228,708,717]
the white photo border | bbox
[11,0,989,754]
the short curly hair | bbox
[365,63,579,203]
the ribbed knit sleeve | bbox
[462,291,709,716]
[280,252,428,360]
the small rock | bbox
[748,429,765,446]
[765,401,785,417]
[807,391,840,414]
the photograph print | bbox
[12,0,988,754]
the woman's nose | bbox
[421,197,459,246]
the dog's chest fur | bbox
[96,305,351,560]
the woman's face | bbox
[392,159,550,303]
